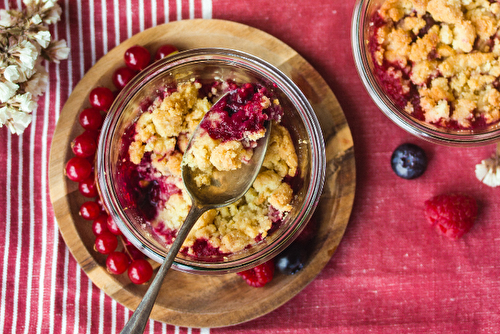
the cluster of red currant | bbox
[64,43,178,285]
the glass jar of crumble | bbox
[352,0,500,146]
[96,48,326,274]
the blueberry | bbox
[391,143,427,179]
[275,242,309,275]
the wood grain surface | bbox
[48,19,356,328]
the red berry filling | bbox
[201,83,282,143]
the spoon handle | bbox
[120,203,206,334]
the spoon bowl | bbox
[182,125,271,206]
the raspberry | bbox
[237,260,275,287]
[424,193,478,239]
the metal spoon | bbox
[120,93,272,334]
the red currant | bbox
[89,87,115,111]
[71,133,97,158]
[125,244,144,261]
[95,196,106,211]
[106,215,122,235]
[79,173,98,198]
[79,201,101,220]
[106,252,130,275]
[94,231,118,254]
[128,259,153,284]
[92,213,109,236]
[124,45,151,71]
[83,129,100,141]
[79,107,103,130]
[154,44,178,61]
[65,157,92,182]
[112,67,137,90]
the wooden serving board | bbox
[48,19,356,328]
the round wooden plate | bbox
[48,19,355,328]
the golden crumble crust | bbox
[263,123,298,178]
[373,0,500,128]
[210,141,253,171]
[409,25,440,62]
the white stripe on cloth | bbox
[189,0,194,19]
[114,0,120,45]
[102,0,108,54]
[90,0,97,65]
[0,124,11,334]
[151,0,157,27]
[23,73,38,334]
[127,0,133,38]
[176,0,182,20]
[48,57,60,334]
[36,62,52,334]
[11,124,23,334]
[201,0,212,19]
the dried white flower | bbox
[41,4,61,24]
[30,13,42,25]
[0,0,68,135]
[32,30,51,48]
[0,10,16,27]
[43,39,69,63]
[24,0,62,25]
[23,65,48,97]
[475,144,500,187]
[9,92,38,112]
[0,105,33,135]
[0,80,19,102]
[3,65,20,83]
[10,40,39,72]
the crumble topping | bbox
[370,0,500,129]
[123,82,298,255]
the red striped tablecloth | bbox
[1,0,500,333]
